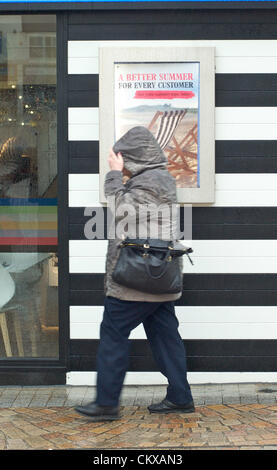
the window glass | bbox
[0,15,58,359]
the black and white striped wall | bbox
[65,9,277,386]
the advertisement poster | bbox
[114,62,200,188]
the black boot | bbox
[148,398,195,414]
[74,402,120,421]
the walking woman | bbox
[75,126,194,421]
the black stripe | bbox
[69,206,277,240]
[69,339,277,372]
[69,355,277,372]
[216,74,277,107]
[69,140,99,158]
[68,73,277,107]
[68,74,99,91]
[68,140,99,172]
[69,273,277,306]
[68,88,277,108]
[69,144,277,174]
[69,158,99,173]
[70,222,277,240]
[69,290,277,307]
[68,90,99,107]
[69,23,277,41]
[70,273,277,291]
[68,10,277,26]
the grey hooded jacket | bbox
[104,126,182,302]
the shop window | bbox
[0,15,58,359]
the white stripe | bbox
[69,190,277,207]
[216,107,277,124]
[68,40,277,75]
[216,57,277,74]
[69,255,277,273]
[69,239,277,258]
[68,107,277,141]
[69,56,277,76]
[66,371,277,386]
[68,57,99,74]
[70,323,277,340]
[69,237,277,272]
[69,254,277,273]
[68,40,277,58]
[68,124,99,141]
[68,173,277,207]
[70,305,277,323]
[68,122,277,142]
[69,174,99,190]
[70,306,277,340]
[69,173,277,192]
[68,108,99,124]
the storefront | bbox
[0,1,277,386]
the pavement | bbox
[0,383,277,451]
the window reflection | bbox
[0,15,58,359]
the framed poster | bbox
[99,46,215,203]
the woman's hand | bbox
[108,148,124,171]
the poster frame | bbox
[99,46,215,204]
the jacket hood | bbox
[113,126,167,176]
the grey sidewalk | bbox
[0,382,277,408]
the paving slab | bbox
[0,383,276,450]
[0,402,276,450]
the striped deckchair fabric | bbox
[154,110,187,149]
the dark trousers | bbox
[95,296,193,407]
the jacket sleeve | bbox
[104,170,125,198]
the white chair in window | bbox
[0,263,24,357]
[0,253,51,357]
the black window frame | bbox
[0,12,69,385]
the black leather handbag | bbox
[112,238,194,294]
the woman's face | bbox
[122,167,132,178]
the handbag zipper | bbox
[121,241,194,264]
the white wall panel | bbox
[70,305,277,340]
[68,124,99,141]
[67,371,277,386]
[68,190,102,207]
[68,106,277,141]
[68,57,99,74]
[69,174,99,190]
[69,173,277,191]
[69,239,277,273]
[68,40,277,75]
[68,107,99,124]
[68,173,277,207]
[70,305,277,324]
[69,239,277,257]
[69,255,277,273]
[70,322,277,340]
